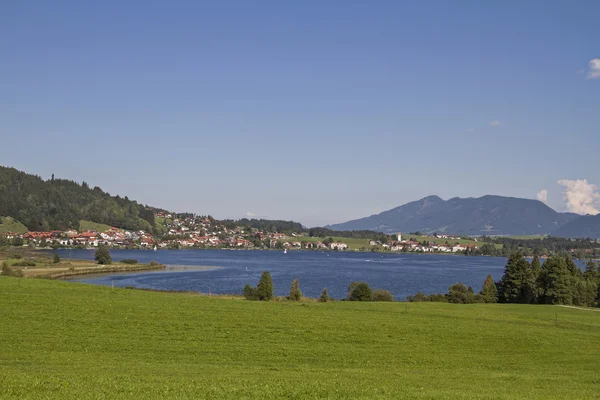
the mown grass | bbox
[1,278,599,399]
[0,216,28,234]
[78,220,112,233]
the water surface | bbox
[58,249,516,300]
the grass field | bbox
[0,216,28,234]
[1,278,599,399]
[79,220,112,233]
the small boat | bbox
[284,249,287,254]
[153,245,157,251]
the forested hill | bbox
[0,166,156,232]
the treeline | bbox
[409,253,600,307]
[221,219,304,233]
[476,236,598,258]
[242,273,394,302]
[0,166,156,232]
[308,227,391,242]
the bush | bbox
[120,259,138,265]
[148,260,161,267]
[1,262,23,277]
[407,293,429,302]
[288,278,302,301]
[94,245,112,265]
[53,254,60,264]
[319,288,330,303]
[372,289,394,302]
[243,284,258,300]
[257,271,274,301]
[12,260,36,267]
[348,282,372,301]
[448,283,477,304]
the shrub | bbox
[427,293,448,303]
[1,262,23,277]
[53,254,60,264]
[94,245,112,265]
[120,259,138,265]
[13,260,36,267]
[243,284,258,300]
[407,293,429,302]
[448,283,477,304]
[148,260,161,267]
[257,271,274,301]
[372,289,394,302]
[288,278,302,301]
[348,282,372,301]
[319,288,330,303]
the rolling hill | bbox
[0,166,156,232]
[328,195,582,236]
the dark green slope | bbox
[0,166,156,232]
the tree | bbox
[372,289,394,302]
[448,283,472,304]
[94,245,112,265]
[497,252,536,303]
[256,271,274,301]
[346,282,361,300]
[348,282,372,301]
[53,254,60,264]
[480,274,498,303]
[243,284,257,300]
[289,278,302,301]
[319,288,330,302]
[583,259,598,282]
[538,257,573,305]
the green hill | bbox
[78,220,112,233]
[1,277,598,399]
[0,216,28,233]
[0,166,156,232]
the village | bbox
[0,212,479,254]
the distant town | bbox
[0,212,480,253]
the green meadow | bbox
[78,220,112,233]
[0,217,28,234]
[1,277,599,399]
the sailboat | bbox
[153,245,157,251]
[284,248,287,254]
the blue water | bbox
[55,249,517,300]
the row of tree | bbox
[476,236,598,258]
[242,273,394,302]
[408,253,600,307]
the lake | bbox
[55,249,521,300]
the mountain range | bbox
[327,195,599,238]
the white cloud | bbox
[489,120,501,127]
[536,189,548,203]
[557,179,600,215]
[246,212,256,217]
[587,59,600,79]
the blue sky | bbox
[1,1,599,226]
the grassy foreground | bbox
[1,278,599,399]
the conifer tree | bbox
[480,274,498,303]
[498,252,535,303]
[288,278,302,301]
[319,288,330,302]
[257,271,274,301]
[538,257,573,305]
